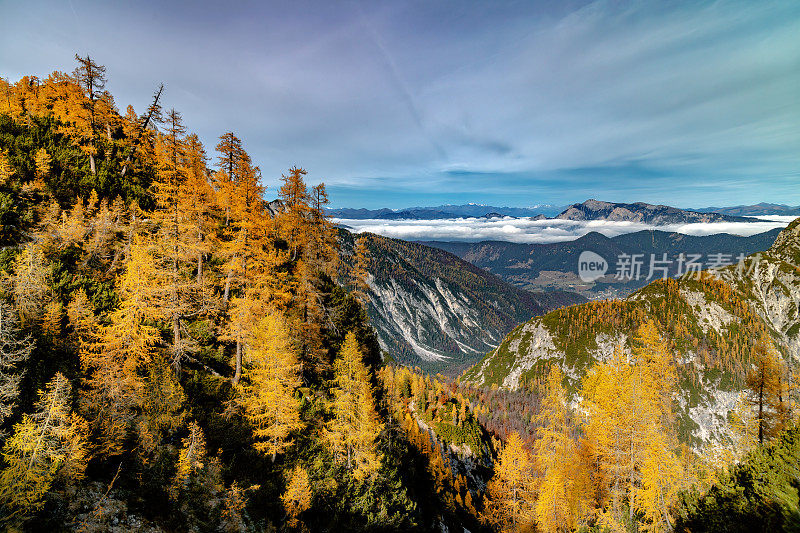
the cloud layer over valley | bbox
[335,216,796,244]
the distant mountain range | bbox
[694,203,800,217]
[329,199,775,224]
[327,203,565,219]
[339,230,585,374]
[556,199,752,223]
[423,228,784,298]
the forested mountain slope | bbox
[0,61,506,532]
[339,231,585,374]
[463,218,800,445]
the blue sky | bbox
[1,0,799,209]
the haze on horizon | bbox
[2,0,798,209]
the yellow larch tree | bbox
[220,150,284,385]
[171,421,208,497]
[120,84,163,179]
[352,235,371,305]
[214,132,244,228]
[32,147,50,193]
[325,331,383,480]
[582,320,681,533]
[281,465,313,530]
[0,373,89,523]
[41,300,63,342]
[72,54,108,176]
[79,239,165,457]
[180,133,217,289]
[83,195,121,266]
[309,182,339,279]
[151,108,198,370]
[137,354,186,456]
[277,166,311,262]
[11,243,51,325]
[535,366,591,533]
[635,428,682,533]
[727,392,758,460]
[54,196,88,248]
[630,322,681,533]
[278,171,336,381]
[66,288,96,342]
[745,334,788,444]
[483,431,536,532]
[0,149,13,185]
[235,312,302,461]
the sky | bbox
[1,0,799,209]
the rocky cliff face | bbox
[463,218,800,446]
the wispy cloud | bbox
[334,216,795,244]
[2,0,798,208]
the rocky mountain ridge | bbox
[694,203,800,217]
[556,199,752,224]
[328,203,564,220]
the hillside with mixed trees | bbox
[1,57,798,533]
[0,58,496,531]
[458,218,800,530]
[463,217,800,443]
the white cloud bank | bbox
[334,216,796,244]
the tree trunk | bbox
[759,373,765,444]
[172,313,181,372]
[232,340,242,385]
[197,223,203,284]
[223,269,232,304]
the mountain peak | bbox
[556,199,752,224]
